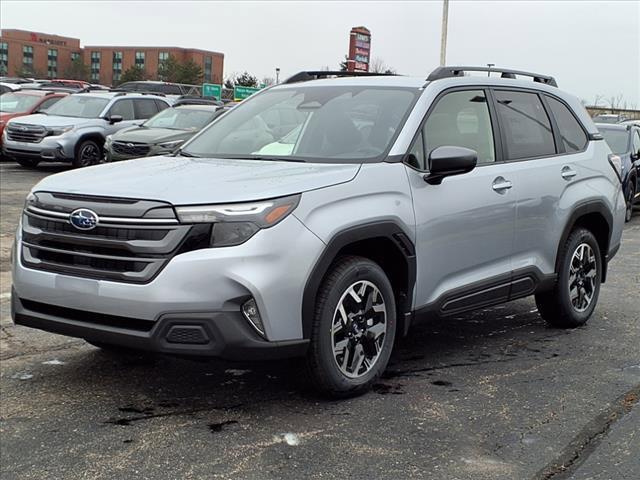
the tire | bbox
[535,227,602,328]
[625,179,636,222]
[74,139,102,168]
[15,158,40,169]
[306,255,397,398]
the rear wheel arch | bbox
[555,201,612,282]
[302,222,416,339]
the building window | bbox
[204,56,212,83]
[71,52,81,62]
[22,45,34,71]
[47,48,58,78]
[0,42,8,75]
[158,51,169,79]
[90,51,101,81]
[135,51,145,68]
[112,51,123,82]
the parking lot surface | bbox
[0,162,638,480]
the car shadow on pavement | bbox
[26,297,566,418]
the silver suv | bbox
[2,92,171,168]
[11,67,626,397]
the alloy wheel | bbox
[568,243,597,313]
[331,280,387,379]
[79,144,100,167]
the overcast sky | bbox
[1,1,638,105]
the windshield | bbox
[181,85,419,162]
[600,129,629,154]
[45,95,109,118]
[0,93,42,113]
[144,107,217,130]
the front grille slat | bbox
[112,141,151,157]
[7,123,47,143]
[20,196,202,284]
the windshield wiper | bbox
[229,155,306,163]
[175,149,200,158]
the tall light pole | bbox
[440,0,449,66]
[275,67,280,84]
[487,63,495,77]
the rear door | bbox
[498,90,590,277]
[406,88,519,313]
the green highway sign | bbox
[234,85,261,101]
[202,83,222,99]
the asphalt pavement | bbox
[0,162,638,480]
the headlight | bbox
[47,126,73,136]
[156,139,184,150]
[175,194,300,247]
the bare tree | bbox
[368,57,396,74]
[261,77,275,86]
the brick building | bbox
[0,29,224,86]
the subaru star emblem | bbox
[20,126,27,132]
[127,143,134,148]
[69,208,99,231]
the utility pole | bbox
[440,0,449,66]
[275,67,280,84]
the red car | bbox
[0,90,68,145]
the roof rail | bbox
[284,70,397,84]
[426,66,558,87]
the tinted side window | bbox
[407,130,426,170]
[108,99,135,120]
[154,99,169,112]
[164,84,182,95]
[494,90,555,160]
[38,97,63,111]
[423,90,495,165]
[545,96,587,153]
[633,130,640,154]
[134,99,159,119]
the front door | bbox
[406,88,518,313]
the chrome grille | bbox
[112,141,151,157]
[20,193,209,284]
[7,123,47,143]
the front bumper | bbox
[12,214,325,356]
[12,293,308,360]
[2,134,76,162]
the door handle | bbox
[561,166,577,180]
[492,177,513,193]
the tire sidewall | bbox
[557,229,602,324]
[315,259,396,392]
[74,140,101,168]
[626,179,635,222]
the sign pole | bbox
[440,0,449,66]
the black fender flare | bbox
[301,221,416,339]
[555,200,613,282]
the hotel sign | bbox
[347,27,371,72]
[29,33,67,47]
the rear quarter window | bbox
[545,96,587,153]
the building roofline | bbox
[84,45,224,56]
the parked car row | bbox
[597,121,640,221]
[1,85,232,167]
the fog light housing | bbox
[242,298,265,338]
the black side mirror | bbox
[424,146,478,185]
[108,115,123,125]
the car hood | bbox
[1,112,23,121]
[7,113,92,127]
[113,127,192,145]
[34,156,361,205]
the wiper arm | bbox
[175,149,200,158]
[233,155,305,163]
